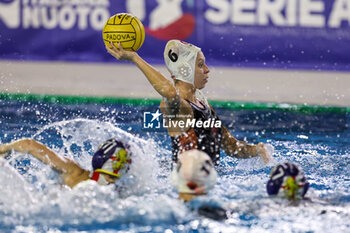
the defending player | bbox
[267,162,309,200]
[106,40,271,164]
[171,149,229,220]
[0,138,132,188]
[171,149,218,202]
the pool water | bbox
[0,99,349,232]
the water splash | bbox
[0,101,349,232]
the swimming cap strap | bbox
[95,169,121,178]
[90,171,111,185]
[90,171,100,182]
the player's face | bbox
[194,52,210,90]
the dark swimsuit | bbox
[171,100,222,165]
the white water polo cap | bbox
[171,149,217,194]
[164,40,201,85]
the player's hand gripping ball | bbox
[102,13,145,51]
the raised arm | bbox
[106,43,178,102]
[0,138,84,175]
[221,126,271,163]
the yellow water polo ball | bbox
[102,13,145,51]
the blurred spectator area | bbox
[1,60,349,107]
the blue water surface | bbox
[0,99,349,233]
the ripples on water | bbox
[0,100,349,232]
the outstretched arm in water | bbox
[0,138,89,187]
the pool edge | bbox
[1,92,349,114]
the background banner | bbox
[0,0,350,70]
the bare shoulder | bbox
[62,164,90,188]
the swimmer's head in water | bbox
[91,139,132,185]
[267,162,309,200]
[171,149,217,201]
[164,40,201,86]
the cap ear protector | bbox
[267,162,309,200]
[91,139,132,185]
[164,40,201,85]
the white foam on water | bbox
[0,119,187,230]
[0,119,349,232]
[31,119,163,195]
[0,158,38,212]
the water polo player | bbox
[171,149,218,202]
[267,162,309,200]
[106,40,271,164]
[0,138,132,188]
